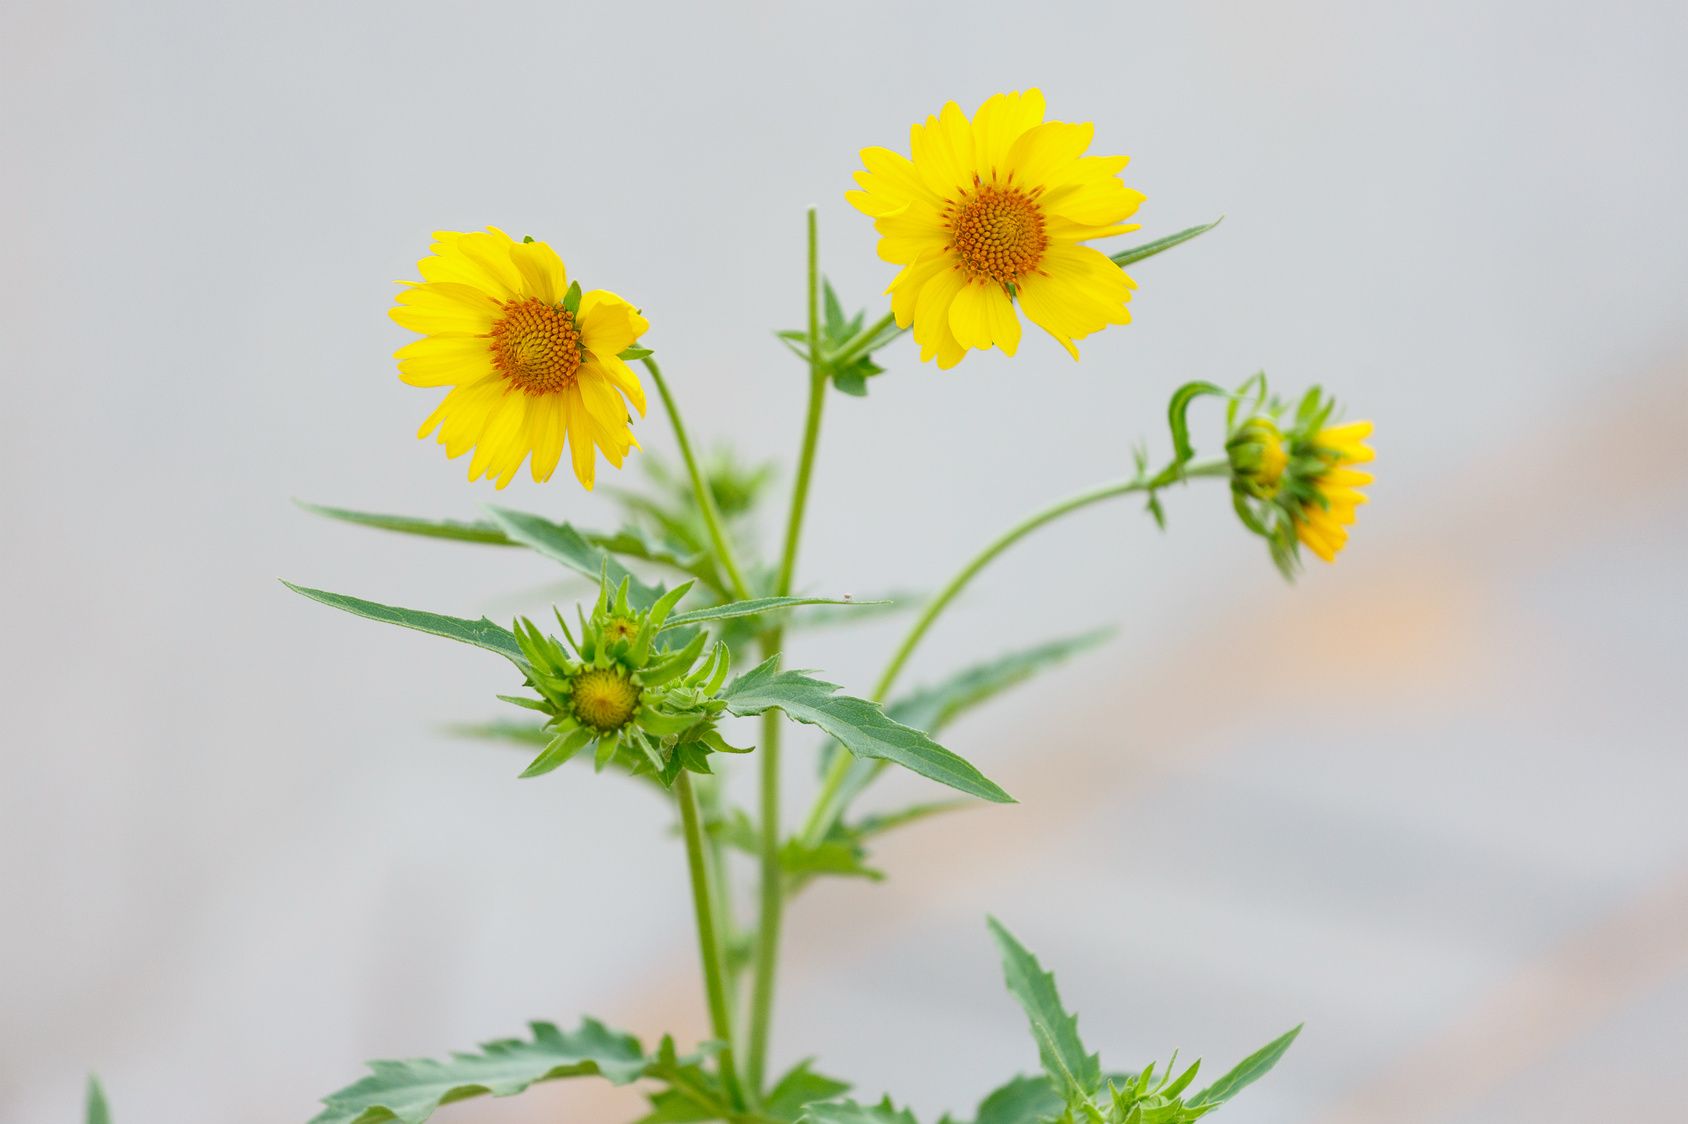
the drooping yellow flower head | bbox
[846,90,1145,368]
[1225,379,1374,575]
[1292,421,1375,563]
[391,228,649,489]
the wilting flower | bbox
[391,228,649,489]
[508,578,745,782]
[1226,380,1374,574]
[846,89,1144,368]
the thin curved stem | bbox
[641,355,753,601]
[827,310,902,372]
[799,459,1231,846]
[677,770,750,1112]
[746,207,826,1096]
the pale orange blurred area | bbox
[4,1,1686,1122]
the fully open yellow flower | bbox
[846,90,1144,368]
[1294,421,1375,562]
[391,229,648,489]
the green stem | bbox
[641,355,753,601]
[677,770,749,1112]
[799,458,1231,846]
[827,309,902,372]
[746,207,826,1096]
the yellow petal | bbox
[947,280,1021,356]
[565,386,597,490]
[1015,244,1134,359]
[578,290,648,357]
[590,353,647,416]
[1003,121,1094,191]
[529,396,566,482]
[971,89,1046,180]
[508,240,568,304]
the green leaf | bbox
[1108,218,1223,268]
[282,582,526,668]
[766,1060,853,1120]
[969,1074,1062,1124]
[822,279,848,340]
[309,1019,651,1124]
[295,501,516,545]
[85,1076,111,1124]
[634,1036,733,1124]
[620,346,655,361]
[851,800,971,840]
[721,660,1012,804]
[801,1098,920,1124]
[986,918,1102,1103]
[891,631,1114,736]
[662,595,889,631]
[482,505,665,608]
[1188,1025,1301,1108]
[561,279,583,314]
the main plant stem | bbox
[642,355,753,602]
[746,207,827,1096]
[677,770,749,1112]
[799,459,1232,846]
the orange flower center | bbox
[490,297,582,395]
[947,185,1048,284]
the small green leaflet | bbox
[722,660,1012,804]
[282,583,527,669]
[1108,218,1223,268]
[295,501,516,545]
[1188,1024,1302,1108]
[85,1077,111,1124]
[968,1074,1063,1124]
[800,1098,920,1124]
[633,1035,732,1124]
[482,505,665,609]
[309,1019,651,1124]
[987,918,1102,1103]
[765,1061,854,1121]
[662,595,889,631]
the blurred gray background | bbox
[2,1,1685,1121]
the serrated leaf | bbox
[309,1019,650,1124]
[482,505,665,608]
[1108,218,1223,268]
[296,501,516,545]
[987,918,1102,1103]
[968,1074,1063,1124]
[85,1076,111,1124]
[801,1098,920,1124]
[634,1036,732,1124]
[766,1060,853,1121]
[283,583,526,668]
[721,660,1012,804]
[1188,1025,1301,1108]
[662,595,888,631]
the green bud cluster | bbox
[508,576,748,783]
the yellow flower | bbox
[391,228,649,489]
[1293,421,1375,563]
[845,89,1145,368]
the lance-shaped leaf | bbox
[820,631,1114,816]
[283,583,527,669]
[1108,218,1223,268]
[85,1077,111,1124]
[968,1074,1063,1124]
[662,595,889,632]
[309,1019,651,1124]
[483,505,665,609]
[801,1098,920,1124]
[987,918,1102,1103]
[765,1061,853,1121]
[721,660,1012,804]
[296,501,516,545]
[1188,1024,1302,1108]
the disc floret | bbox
[508,576,747,782]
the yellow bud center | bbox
[572,667,639,732]
[604,617,640,645]
[948,185,1048,284]
[490,297,582,395]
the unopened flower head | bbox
[846,89,1144,368]
[1226,378,1375,575]
[391,228,649,490]
[508,577,745,781]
